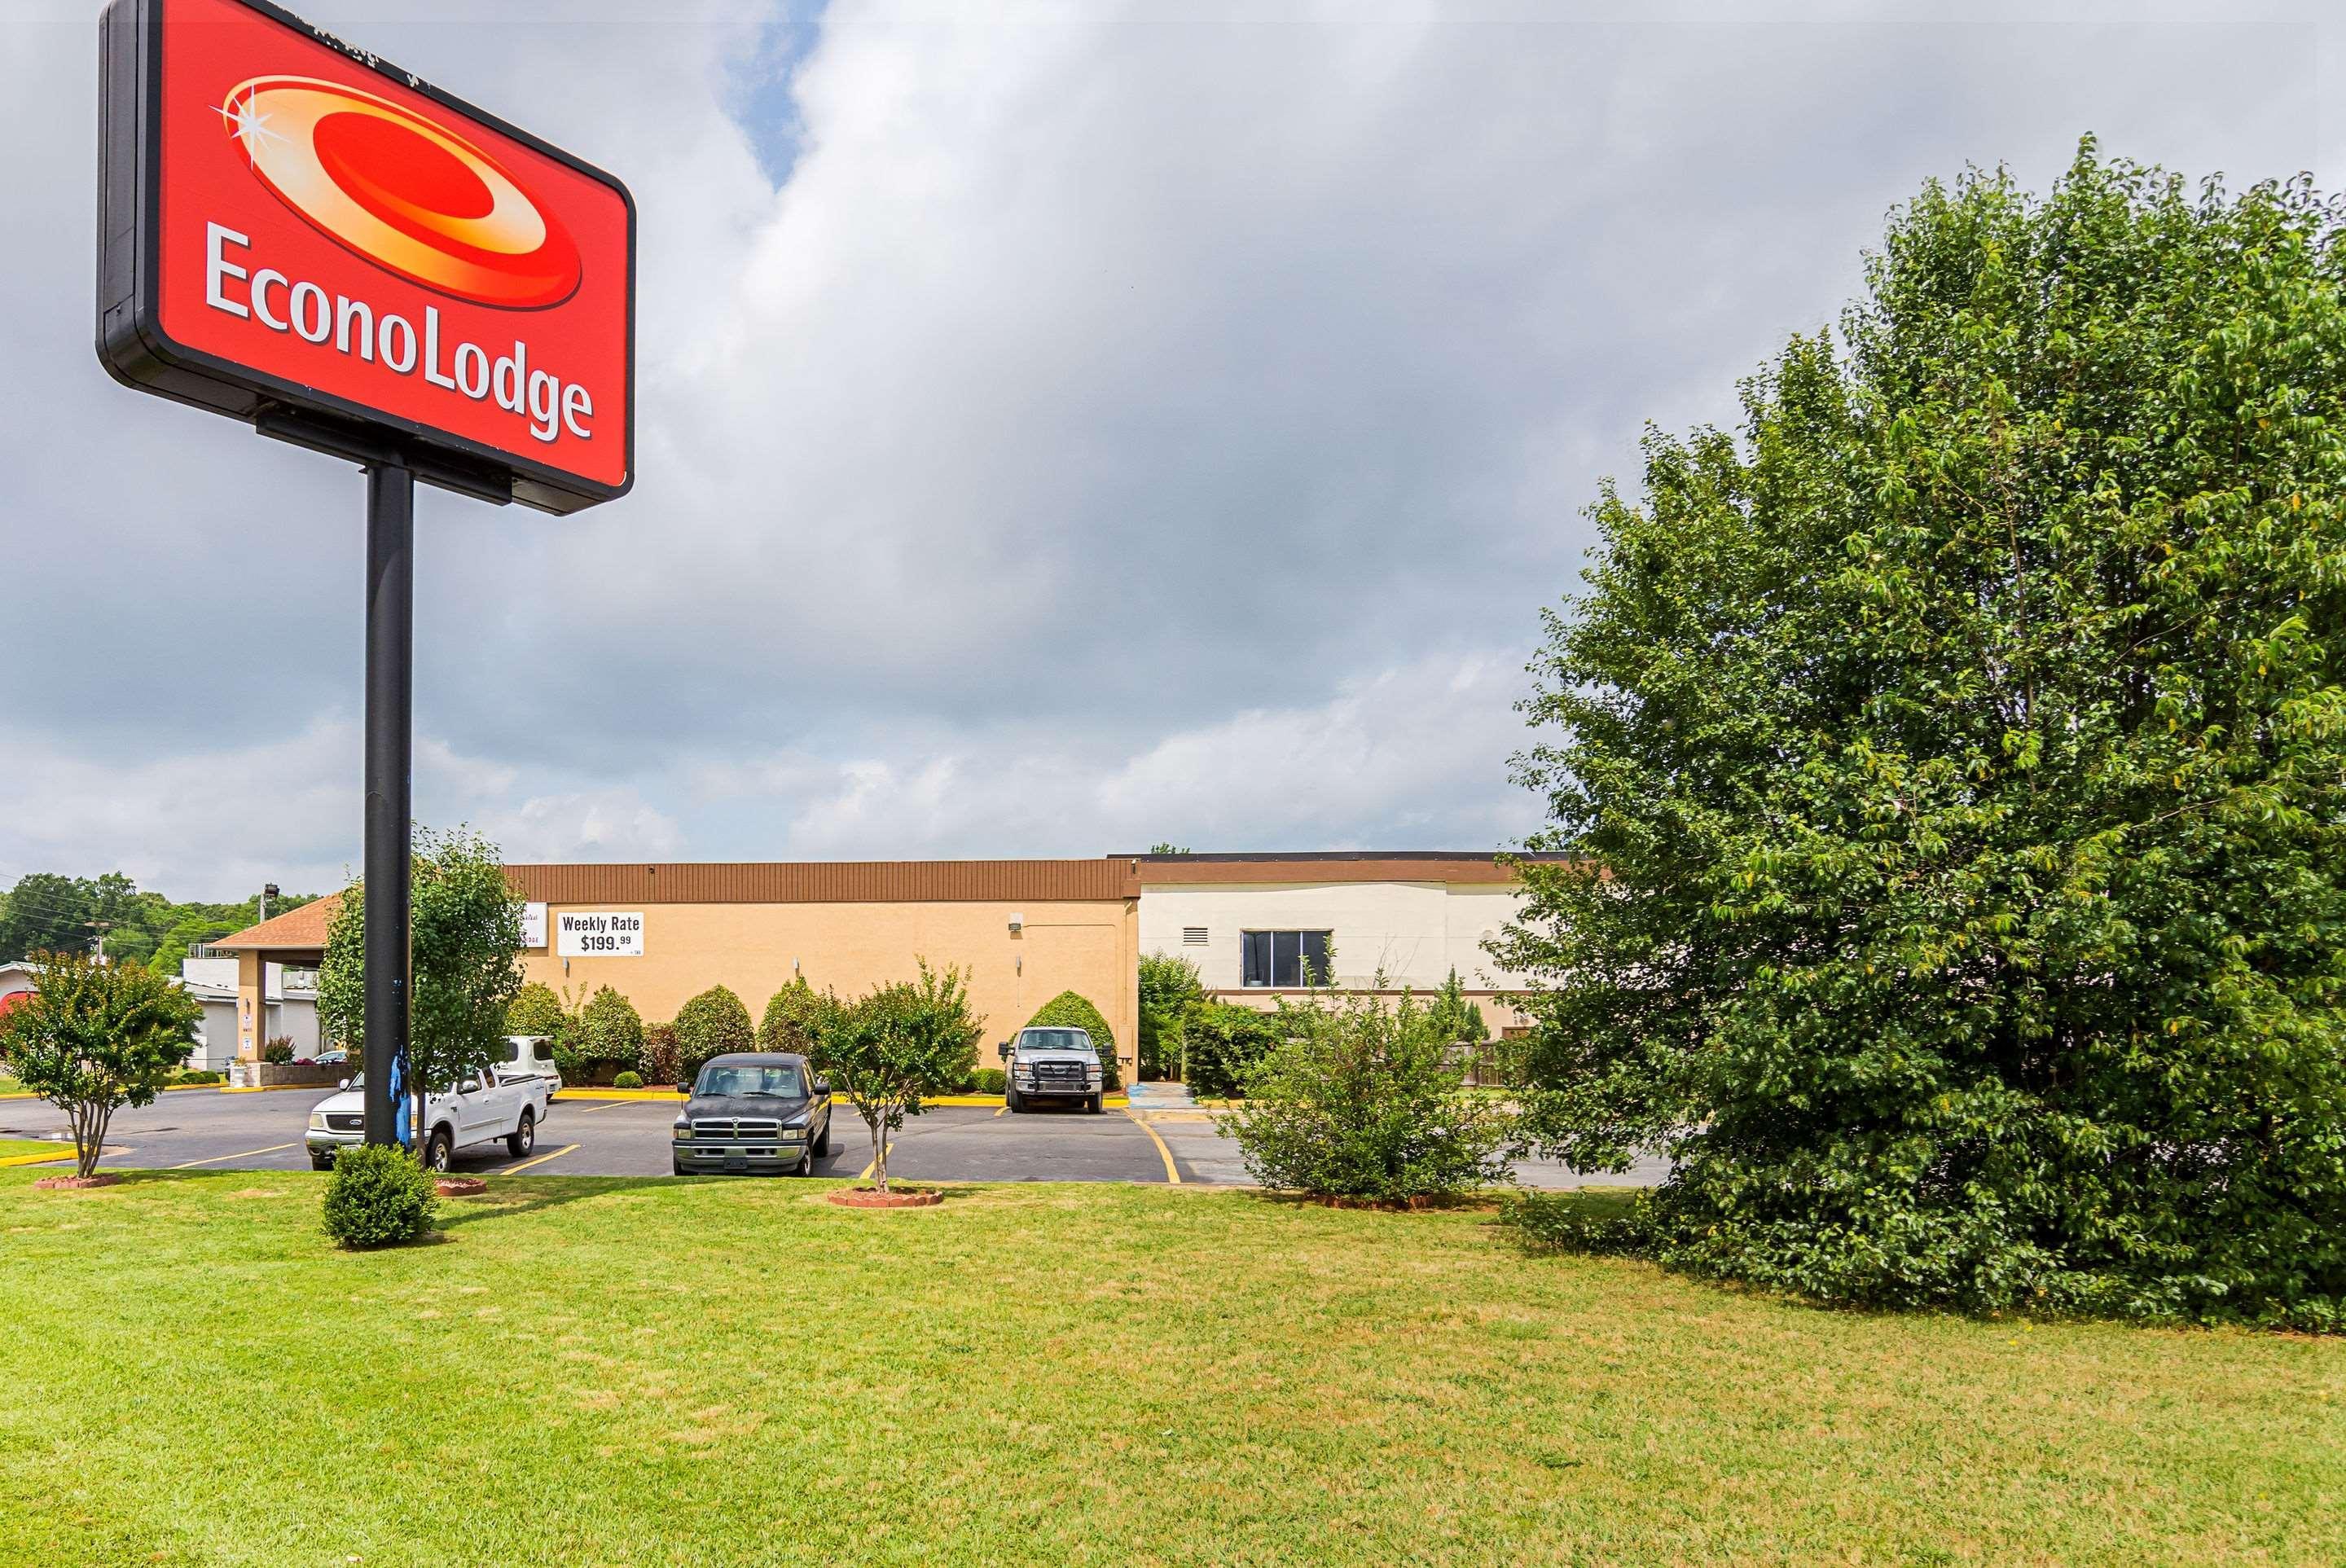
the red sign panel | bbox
[98,0,634,512]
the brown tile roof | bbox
[213,893,342,952]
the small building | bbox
[178,956,319,1069]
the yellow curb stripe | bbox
[0,1148,76,1168]
[500,1143,579,1175]
[219,1083,331,1094]
[0,1082,234,1100]
[1125,1110,1181,1184]
[170,1141,297,1170]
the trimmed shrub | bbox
[1138,951,1206,1081]
[612,1069,644,1090]
[640,1022,681,1087]
[578,986,644,1074]
[261,1037,296,1065]
[673,986,753,1090]
[1224,989,1510,1201]
[320,1143,437,1249]
[505,982,566,1038]
[973,1066,1005,1096]
[1023,990,1120,1090]
[174,1069,224,1085]
[1181,1001,1283,1099]
[758,977,824,1055]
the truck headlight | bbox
[309,1112,327,1131]
[671,1119,692,1141]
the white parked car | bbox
[306,1067,551,1172]
[497,1034,565,1099]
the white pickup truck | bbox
[305,1065,551,1172]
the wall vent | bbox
[1181,926,1209,946]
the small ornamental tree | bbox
[811,960,982,1192]
[318,826,524,1142]
[1023,990,1120,1089]
[671,985,754,1090]
[758,977,824,1055]
[1222,983,1510,1201]
[1138,951,1206,1081]
[1426,969,1489,1044]
[578,986,645,1078]
[1496,145,2346,1327]
[0,948,200,1179]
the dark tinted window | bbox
[1241,930,1332,987]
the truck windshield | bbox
[1020,1030,1091,1052]
[696,1064,804,1098]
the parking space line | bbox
[502,1143,579,1174]
[1124,1112,1181,1184]
[170,1142,297,1170]
[570,1099,644,1113]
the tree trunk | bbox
[77,1101,109,1179]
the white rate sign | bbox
[556,911,644,957]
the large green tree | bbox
[1496,144,2346,1329]
[318,826,524,1102]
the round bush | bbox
[672,986,753,1089]
[758,979,824,1055]
[321,1143,437,1249]
[612,1070,644,1090]
[579,985,644,1071]
[1023,990,1121,1089]
[973,1066,1006,1096]
[505,982,566,1038]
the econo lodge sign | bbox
[97,0,633,512]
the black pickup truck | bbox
[670,1052,834,1175]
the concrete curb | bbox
[0,1147,76,1168]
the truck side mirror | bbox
[996,1042,1011,1061]
[338,1078,350,1092]
[811,1076,831,1096]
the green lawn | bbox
[0,1139,65,1162]
[0,1175,2339,1566]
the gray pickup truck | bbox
[999,1026,1105,1113]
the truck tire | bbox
[506,1109,535,1158]
[1087,1093,1103,1114]
[812,1119,832,1157]
[672,1158,689,1176]
[1005,1086,1022,1113]
[310,1151,336,1171]
[425,1127,454,1172]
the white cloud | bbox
[1,0,2340,894]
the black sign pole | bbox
[361,461,414,1148]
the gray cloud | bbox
[1,0,2338,897]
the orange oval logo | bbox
[217,76,581,310]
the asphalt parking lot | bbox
[0,1087,1667,1188]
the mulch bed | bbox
[827,1187,943,1209]
[33,1174,120,1191]
[434,1176,488,1197]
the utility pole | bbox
[86,920,112,962]
[259,882,279,924]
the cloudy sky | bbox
[2,2,2339,899]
